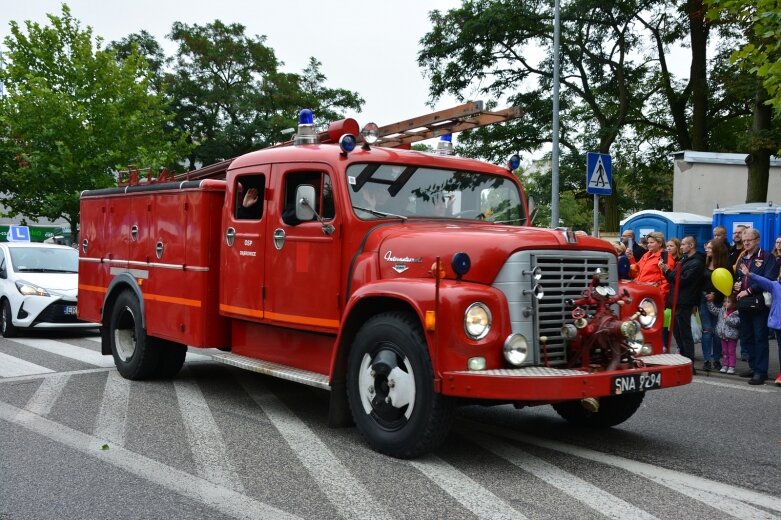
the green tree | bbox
[706,0,781,202]
[0,5,187,242]
[166,21,363,169]
[419,0,663,231]
[418,1,754,226]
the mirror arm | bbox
[300,198,335,236]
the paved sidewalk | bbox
[686,337,781,385]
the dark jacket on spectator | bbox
[664,251,705,306]
[734,248,779,296]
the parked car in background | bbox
[0,242,97,337]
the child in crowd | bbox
[708,295,740,374]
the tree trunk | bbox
[746,84,772,202]
[689,0,709,151]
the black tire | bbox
[346,311,454,458]
[153,338,187,379]
[552,392,645,428]
[1,299,19,338]
[109,290,159,380]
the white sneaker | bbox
[727,367,736,374]
[719,366,728,373]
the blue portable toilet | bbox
[620,210,712,252]
[712,202,777,252]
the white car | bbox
[0,242,98,337]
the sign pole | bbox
[593,195,599,237]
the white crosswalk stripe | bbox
[465,431,659,520]
[10,338,115,367]
[239,374,394,520]
[0,351,54,377]
[410,455,526,520]
[0,400,302,520]
[464,419,781,515]
[175,368,245,493]
[24,373,70,416]
[94,370,131,446]
[2,336,778,519]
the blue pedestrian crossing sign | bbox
[586,152,612,195]
[7,225,31,242]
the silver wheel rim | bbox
[114,306,137,361]
[358,351,416,420]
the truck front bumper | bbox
[440,353,692,402]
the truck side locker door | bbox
[219,167,269,320]
[264,164,341,333]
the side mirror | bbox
[527,196,538,225]
[295,185,316,222]
[0,268,5,279]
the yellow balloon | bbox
[712,267,733,296]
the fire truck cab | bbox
[78,108,693,458]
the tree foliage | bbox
[709,0,781,114]
[0,5,187,239]
[418,0,758,227]
[162,21,363,169]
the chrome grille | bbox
[533,254,614,365]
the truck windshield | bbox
[346,163,526,225]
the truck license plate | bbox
[64,305,77,316]
[611,371,661,395]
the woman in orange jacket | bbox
[633,231,676,303]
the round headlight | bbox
[503,334,529,365]
[464,303,492,340]
[638,298,657,329]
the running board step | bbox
[211,352,331,391]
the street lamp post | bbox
[550,0,561,229]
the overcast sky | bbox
[1,1,467,137]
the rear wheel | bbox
[1,299,19,338]
[109,290,159,380]
[153,338,187,379]
[347,311,454,458]
[552,392,645,428]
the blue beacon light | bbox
[339,134,357,154]
[507,154,521,171]
[299,109,314,125]
[437,133,454,155]
[451,252,471,278]
[294,108,318,145]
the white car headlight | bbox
[15,281,50,297]
[638,298,657,329]
[464,302,492,340]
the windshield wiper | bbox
[17,268,76,273]
[352,205,408,221]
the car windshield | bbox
[9,247,78,273]
[346,163,526,225]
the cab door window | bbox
[234,174,265,220]
[282,171,334,226]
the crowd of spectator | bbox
[616,225,781,386]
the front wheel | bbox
[109,290,159,380]
[347,312,454,458]
[552,392,645,428]
[1,299,19,338]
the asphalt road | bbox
[0,332,779,520]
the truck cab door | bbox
[219,168,268,321]
[264,164,342,333]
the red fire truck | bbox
[78,103,693,458]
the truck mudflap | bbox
[440,353,692,401]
